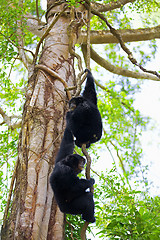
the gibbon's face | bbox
[69,97,86,111]
[78,157,86,171]
[65,154,86,174]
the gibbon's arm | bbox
[55,127,74,163]
[82,69,97,105]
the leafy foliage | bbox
[94,168,160,239]
[65,215,86,239]
[0,128,19,223]
[98,82,148,179]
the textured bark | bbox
[1,1,81,239]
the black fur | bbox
[55,127,74,163]
[50,154,95,222]
[66,69,102,148]
[50,127,95,222]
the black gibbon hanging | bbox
[50,126,95,223]
[66,69,102,148]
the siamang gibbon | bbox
[50,126,95,223]
[66,69,102,148]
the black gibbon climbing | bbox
[66,69,102,148]
[50,127,95,222]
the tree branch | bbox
[82,45,141,113]
[25,14,160,46]
[65,220,76,240]
[11,121,22,130]
[91,0,136,12]
[86,4,160,78]
[78,25,160,44]
[0,107,11,126]
[0,106,22,129]
[81,44,159,81]
[25,13,46,37]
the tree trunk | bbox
[1,1,84,239]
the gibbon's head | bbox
[64,154,86,174]
[69,97,86,111]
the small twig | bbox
[90,168,101,178]
[0,121,5,126]
[0,32,35,58]
[8,57,17,80]
[65,70,87,95]
[68,27,83,72]
[81,144,91,180]
[65,85,76,91]
[81,143,93,239]
[108,137,132,190]
[80,221,89,240]
[34,5,68,64]
[67,7,86,98]
[73,71,87,97]
[35,64,71,99]
[86,0,91,70]
[66,220,78,240]
[109,140,126,175]
[36,0,40,24]
[2,158,19,229]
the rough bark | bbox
[1,1,82,239]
